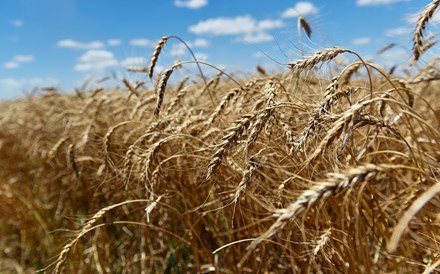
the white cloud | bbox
[0,77,59,99]
[351,37,371,46]
[239,32,273,43]
[253,51,266,58]
[78,50,113,63]
[121,57,147,68]
[385,27,410,37]
[75,50,118,72]
[194,53,208,61]
[170,44,187,57]
[57,39,105,50]
[10,19,23,27]
[13,55,34,63]
[192,38,210,47]
[8,36,19,42]
[107,39,122,46]
[281,2,319,18]
[169,38,211,57]
[189,16,256,35]
[129,38,155,47]
[258,19,284,30]
[188,16,283,43]
[357,0,408,6]
[0,78,22,90]
[174,0,207,9]
[28,77,59,86]
[3,55,35,69]
[380,48,409,65]
[3,61,20,69]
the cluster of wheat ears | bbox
[1,1,440,273]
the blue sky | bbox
[1,0,439,99]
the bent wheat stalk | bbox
[239,164,404,267]
[387,182,440,252]
[148,36,214,104]
[51,200,149,274]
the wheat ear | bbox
[148,36,168,79]
[205,88,240,126]
[67,143,80,180]
[412,0,440,63]
[122,79,140,98]
[154,67,174,116]
[298,16,312,39]
[205,115,253,181]
[246,81,278,150]
[289,47,353,71]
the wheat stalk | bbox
[53,200,148,274]
[242,164,401,264]
[387,182,440,252]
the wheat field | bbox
[1,1,440,273]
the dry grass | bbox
[1,2,440,273]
